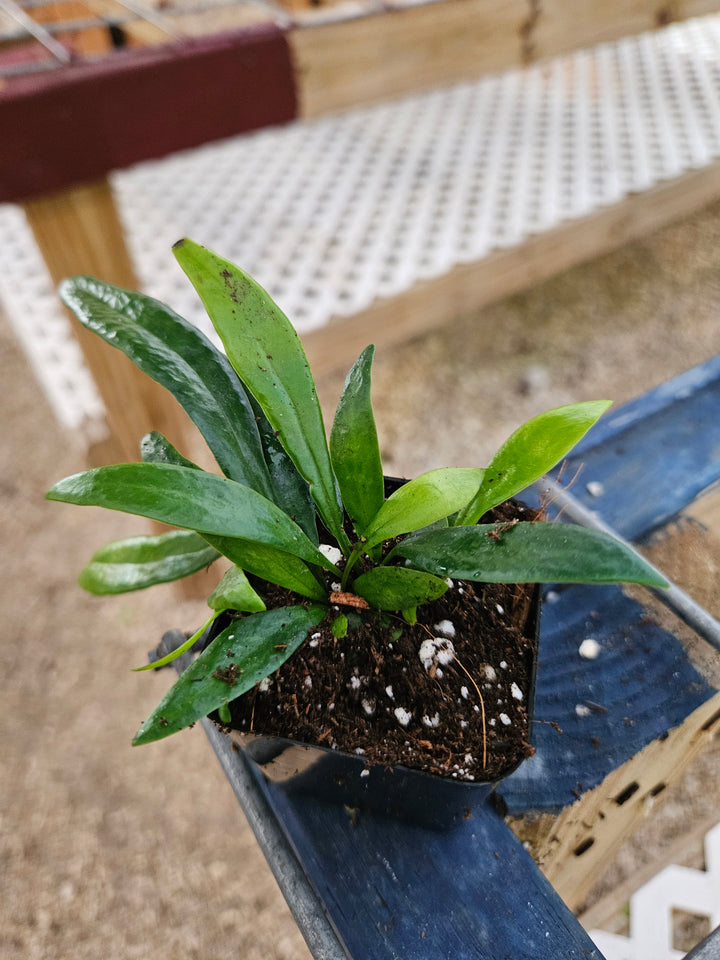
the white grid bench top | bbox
[3,12,720,429]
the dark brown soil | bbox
[224,505,539,783]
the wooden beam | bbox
[21,179,193,465]
[290,0,528,118]
[301,160,720,378]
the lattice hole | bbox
[671,908,711,953]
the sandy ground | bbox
[2,200,720,958]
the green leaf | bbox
[330,345,384,536]
[208,566,266,613]
[205,536,328,602]
[140,431,200,470]
[133,604,326,744]
[393,522,669,587]
[457,401,612,525]
[47,463,338,573]
[133,612,219,672]
[247,393,317,544]
[173,240,347,550]
[59,276,273,496]
[78,530,220,594]
[362,467,484,550]
[353,566,449,610]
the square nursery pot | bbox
[188,484,542,831]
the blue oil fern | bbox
[47,240,667,746]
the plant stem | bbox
[340,545,363,591]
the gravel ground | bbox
[2,200,720,959]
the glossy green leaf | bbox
[362,467,484,550]
[205,536,327,601]
[78,530,220,594]
[47,463,338,573]
[140,431,199,470]
[208,566,266,613]
[457,400,612,525]
[173,240,347,550]
[59,276,273,496]
[330,345,384,535]
[247,393,317,544]
[133,605,326,744]
[353,566,449,610]
[393,522,669,587]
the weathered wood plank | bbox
[301,163,720,379]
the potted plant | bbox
[47,239,666,826]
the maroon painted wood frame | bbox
[0,23,298,203]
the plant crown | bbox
[47,240,668,745]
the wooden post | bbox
[22,178,194,466]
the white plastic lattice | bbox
[589,822,720,960]
[3,13,720,428]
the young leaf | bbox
[362,467,484,550]
[353,567,449,610]
[132,605,326,744]
[78,530,220,594]
[207,566,266,613]
[330,345,384,535]
[133,612,220,672]
[140,431,200,470]
[393,522,669,587]
[47,463,339,573]
[457,401,612,525]
[204,536,328,602]
[173,240,347,551]
[59,276,273,497]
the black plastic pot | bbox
[215,582,541,831]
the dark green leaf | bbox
[353,566,449,610]
[78,530,219,594]
[133,605,326,744]
[59,276,273,496]
[362,467,484,549]
[247,393,317,543]
[330,345,384,536]
[173,240,347,550]
[208,566,266,613]
[140,431,199,470]
[393,522,669,587]
[205,536,327,601]
[47,463,338,572]
[457,401,612,524]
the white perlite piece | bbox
[385,685,394,699]
[422,713,440,728]
[499,713,512,726]
[361,699,375,716]
[319,543,343,566]
[579,638,602,660]
[394,707,412,727]
[258,677,272,693]
[510,682,523,701]
[304,676,313,688]
[483,664,497,682]
[460,686,469,700]
[418,636,456,671]
[575,704,592,717]
[433,619,456,638]
[586,480,605,497]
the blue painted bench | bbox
[165,355,720,959]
